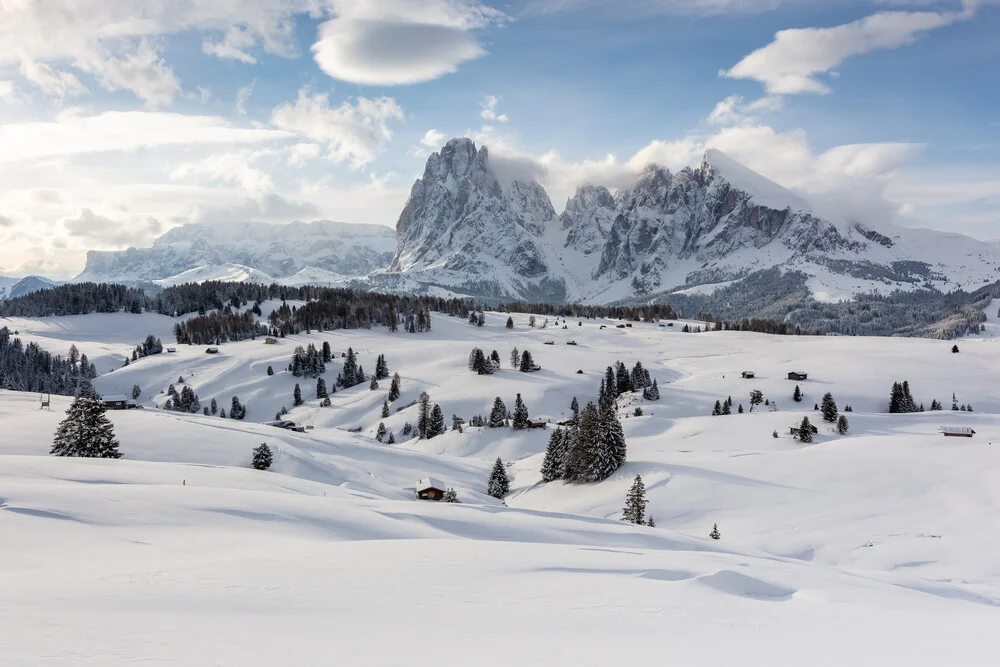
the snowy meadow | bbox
[2,305,1000,666]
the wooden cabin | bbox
[103,396,129,411]
[166,347,177,353]
[787,371,808,381]
[205,346,219,354]
[566,340,577,346]
[940,426,975,438]
[415,477,446,501]
[526,419,548,429]
[741,371,756,379]
[789,424,818,436]
[264,337,278,345]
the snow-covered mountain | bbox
[74,220,397,285]
[0,275,60,300]
[374,138,1000,303]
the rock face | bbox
[386,138,566,301]
[382,139,1000,302]
[75,220,397,285]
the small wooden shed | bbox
[526,419,548,429]
[166,347,177,353]
[264,337,278,345]
[416,477,446,501]
[940,426,975,438]
[741,371,756,379]
[787,371,808,381]
[206,346,219,354]
[103,395,129,410]
[789,424,818,436]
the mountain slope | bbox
[74,220,396,285]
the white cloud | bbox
[723,5,977,94]
[171,150,276,192]
[60,207,163,246]
[236,80,256,115]
[269,89,405,168]
[706,94,783,125]
[0,108,291,163]
[19,59,87,99]
[480,95,509,122]
[420,129,447,149]
[203,25,259,64]
[0,80,19,103]
[73,39,181,107]
[286,142,323,167]
[196,86,212,103]
[311,0,504,85]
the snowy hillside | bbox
[74,220,396,285]
[2,308,1000,664]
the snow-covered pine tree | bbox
[519,349,535,372]
[220,408,226,418]
[837,414,849,434]
[820,392,838,422]
[251,443,273,470]
[597,399,626,479]
[375,353,389,379]
[738,404,744,414]
[322,341,332,363]
[642,379,660,401]
[382,400,390,418]
[293,383,303,407]
[369,375,379,390]
[712,400,722,416]
[376,422,387,442]
[316,377,328,399]
[506,316,514,329]
[488,397,507,427]
[443,487,458,502]
[131,384,141,400]
[798,416,814,443]
[210,398,218,415]
[388,372,401,402]
[487,457,510,498]
[571,402,602,483]
[721,400,731,415]
[341,347,358,387]
[51,394,123,458]
[418,392,431,439]
[615,361,630,397]
[793,385,802,402]
[647,516,655,528]
[570,396,579,422]
[267,365,274,376]
[540,428,567,482]
[428,404,446,438]
[631,361,648,390]
[230,396,246,420]
[387,431,395,444]
[709,523,721,540]
[512,393,529,430]
[510,347,519,369]
[621,475,647,525]
[452,415,464,432]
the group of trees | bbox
[291,344,327,378]
[888,381,921,413]
[164,383,201,413]
[468,347,500,375]
[541,390,625,484]
[416,391,447,440]
[0,330,96,396]
[601,360,656,401]
[131,334,164,360]
[712,396,740,415]
[173,310,269,345]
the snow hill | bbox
[2,308,1000,664]
[0,274,60,300]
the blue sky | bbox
[0,0,997,277]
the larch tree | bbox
[621,475,648,525]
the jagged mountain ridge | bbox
[375,138,1000,303]
[75,220,397,285]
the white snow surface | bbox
[3,310,1000,665]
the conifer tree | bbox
[443,487,458,502]
[322,341,332,363]
[369,375,379,390]
[519,349,535,372]
[131,384,141,400]
[488,397,508,428]
[709,523,721,540]
[251,443,273,470]
[598,398,626,478]
[510,347,519,369]
[512,393,529,430]
[220,408,226,418]
[316,377,328,399]
[821,392,838,422]
[376,422,387,442]
[738,403,744,414]
[490,350,501,367]
[712,399,722,416]
[51,394,123,458]
[418,391,431,439]
[570,401,602,483]
[375,353,389,379]
[721,400,731,415]
[642,379,660,401]
[267,365,274,376]
[387,432,396,444]
[210,398,218,415]
[541,428,567,482]
[506,316,514,329]
[570,396,580,422]
[631,361,648,390]
[615,361,631,396]
[230,396,246,420]
[647,516,655,528]
[382,400,390,418]
[952,393,959,411]
[749,389,763,412]
[793,385,802,402]
[293,383,303,407]
[798,416,814,443]
[428,404,446,438]
[487,457,510,498]
[452,415,464,432]
[341,347,359,388]
[388,372,401,402]
[837,414,849,434]
[621,475,647,525]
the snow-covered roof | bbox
[103,395,127,402]
[940,426,975,435]
[416,477,445,491]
